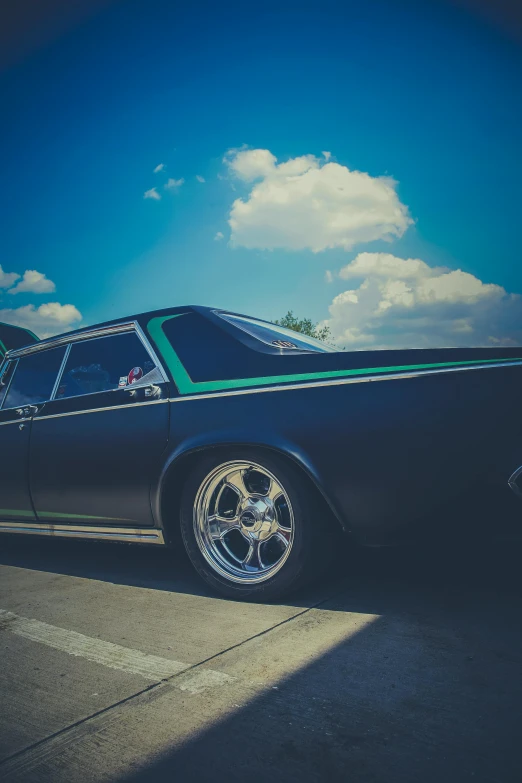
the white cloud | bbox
[165,177,184,190]
[144,187,161,201]
[214,231,224,241]
[325,270,334,283]
[322,252,522,349]
[0,265,20,289]
[9,269,56,295]
[0,302,82,339]
[225,147,277,181]
[224,148,412,252]
[322,151,331,161]
[153,163,165,173]
[339,252,434,281]
[196,175,206,183]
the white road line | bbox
[176,669,236,694]
[0,609,239,696]
[0,609,189,681]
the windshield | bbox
[220,313,337,353]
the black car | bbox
[1,307,521,600]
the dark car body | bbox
[0,322,39,360]
[1,305,521,555]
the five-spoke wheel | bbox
[179,449,328,600]
[194,461,294,583]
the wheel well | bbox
[159,444,345,547]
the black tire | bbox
[179,448,332,601]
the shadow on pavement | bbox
[0,534,216,596]
[2,533,522,781]
[1,530,522,605]
[111,539,522,783]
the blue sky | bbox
[1,0,521,346]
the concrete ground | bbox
[0,533,521,783]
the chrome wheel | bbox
[193,460,295,584]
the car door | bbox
[29,327,170,528]
[0,346,67,526]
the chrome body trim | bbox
[165,358,522,403]
[33,397,168,422]
[0,416,31,427]
[508,466,522,500]
[0,521,165,544]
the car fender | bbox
[151,427,346,535]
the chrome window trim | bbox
[218,311,336,353]
[133,321,170,384]
[50,343,71,401]
[0,321,169,413]
[0,521,165,544]
[0,359,19,413]
[6,321,137,360]
[0,343,69,414]
[47,325,169,406]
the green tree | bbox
[274,311,331,342]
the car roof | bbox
[53,304,215,340]
[3,305,258,360]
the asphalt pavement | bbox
[1,532,521,783]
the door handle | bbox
[125,384,160,399]
[23,405,40,417]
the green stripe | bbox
[38,511,134,522]
[148,315,522,396]
[0,509,133,522]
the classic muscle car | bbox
[1,307,521,600]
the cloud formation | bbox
[322,253,522,349]
[0,302,82,339]
[0,265,20,289]
[9,269,56,295]
[165,177,184,190]
[224,148,412,252]
[144,187,161,201]
[153,163,165,173]
[196,175,205,183]
[214,231,224,241]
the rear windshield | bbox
[219,313,336,353]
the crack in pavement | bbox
[0,588,342,777]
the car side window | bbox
[2,346,67,409]
[0,361,16,408]
[55,332,159,400]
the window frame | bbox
[2,321,168,410]
[0,359,18,411]
[0,347,67,412]
[218,312,337,354]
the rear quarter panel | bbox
[157,365,522,544]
